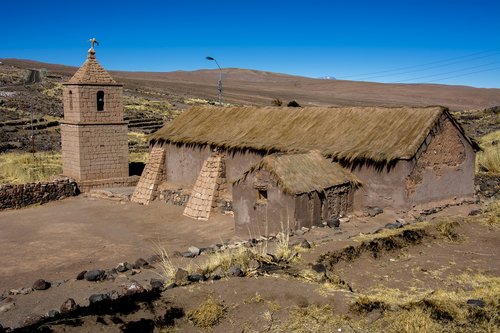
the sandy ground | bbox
[0,196,234,292]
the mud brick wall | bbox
[131,146,166,205]
[61,123,129,181]
[183,154,226,220]
[0,179,79,210]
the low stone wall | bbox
[0,178,79,210]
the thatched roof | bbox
[151,105,473,165]
[236,151,360,195]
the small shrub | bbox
[271,98,282,106]
[436,220,462,242]
[187,297,225,328]
[287,100,301,107]
[476,130,500,175]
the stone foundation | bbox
[0,178,79,210]
[78,176,139,193]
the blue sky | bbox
[2,0,500,87]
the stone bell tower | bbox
[60,39,129,191]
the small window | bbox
[69,90,73,110]
[96,91,104,111]
[257,189,268,201]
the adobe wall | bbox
[232,170,295,237]
[61,123,129,181]
[351,161,412,210]
[163,143,264,191]
[62,85,123,123]
[407,117,475,205]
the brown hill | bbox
[2,58,500,110]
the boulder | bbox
[150,278,164,291]
[32,279,50,291]
[133,258,149,269]
[467,299,485,308]
[84,270,105,282]
[60,298,77,313]
[368,207,384,217]
[76,270,87,280]
[116,262,130,272]
[175,268,190,285]
[125,282,145,296]
[327,218,340,228]
[188,246,201,256]
[89,293,110,304]
[228,265,244,277]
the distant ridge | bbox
[2,58,500,110]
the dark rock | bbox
[47,309,59,318]
[116,262,130,272]
[105,269,117,281]
[188,274,205,282]
[147,254,162,264]
[228,265,244,277]
[84,270,105,282]
[108,290,120,300]
[0,323,4,333]
[368,207,384,217]
[125,282,145,296]
[76,270,87,280]
[150,278,164,291]
[467,299,485,308]
[211,266,224,280]
[175,268,190,285]
[89,293,110,304]
[32,279,50,291]
[299,239,311,249]
[327,218,340,228]
[384,221,403,229]
[468,209,481,216]
[311,263,326,273]
[60,298,77,313]
[133,258,149,269]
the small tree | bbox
[271,98,283,106]
[287,100,301,107]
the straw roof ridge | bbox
[235,151,361,195]
[151,105,466,165]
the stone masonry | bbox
[131,146,166,205]
[60,47,130,190]
[183,154,226,220]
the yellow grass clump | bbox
[0,151,62,184]
[187,297,225,328]
[476,130,500,175]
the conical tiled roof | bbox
[68,49,118,85]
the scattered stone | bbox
[188,274,205,282]
[248,259,260,271]
[295,229,305,236]
[19,314,43,327]
[106,269,117,281]
[116,262,130,272]
[9,288,31,295]
[228,265,244,277]
[467,299,485,308]
[301,226,310,232]
[89,293,111,304]
[0,302,15,313]
[84,270,105,282]
[339,217,350,223]
[147,254,162,264]
[384,220,403,229]
[298,239,311,249]
[108,290,120,300]
[468,209,481,216]
[327,218,340,228]
[368,207,384,217]
[76,270,87,280]
[211,266,224,280]
[125,282,145,296]
[32,279,51,291]
[311,263,326,273]
[47,309,59,318]
[60,298,77,313]
[181,251,196,258]
[175,268,190,285]
[133,258,149,269]
[150,278,164,291]
[188,246,201,256]
[333,227,343,234]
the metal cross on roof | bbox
[88,38,99,51]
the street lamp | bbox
[206,56,223,105]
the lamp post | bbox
[206,56,223,105]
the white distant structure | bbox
[319,76,336,80]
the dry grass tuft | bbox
[0,151,62,184]
[436,220,463,242]
[353,222,430,242]
[482,200,500,229]
[155,244,177,283]
[375,307,443,333]
[187,297,225,328]
[476,130,500,175]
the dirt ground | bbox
[1,194,498,332]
